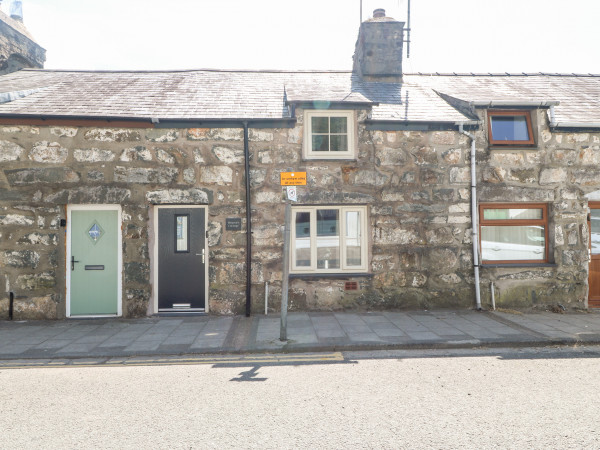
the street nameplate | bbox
[280,172,307,186]
[226,218,242,231]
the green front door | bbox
[70,209,119,316]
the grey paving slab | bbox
[339,324,373,334]
[0,344,32,354]
[316,328,347,339]
[348,333,382,342]
[57,343,100,354]
[189,339,225,349]
[162,335,197,346]
[288,334,319,344]
[73,334,114,344]
[373,327,406,337]
[122,343,161,352]
[404,331,441,340]
[33,339,73,350]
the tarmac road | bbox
[0,347,599,449]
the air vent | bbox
[345,281,358,291]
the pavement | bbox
[1,309,600,360]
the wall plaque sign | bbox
[226,218,242,231]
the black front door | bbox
[158,207,206,311]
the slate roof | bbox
[0,69,599,127]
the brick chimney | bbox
[352,8,405,82]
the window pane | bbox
[345,211,362,267]
[312,135,329,151]
[330,117,347,133]
[483,208,543,220]
[176,215,188,252]
[311,116,329,133]
[481,225,545,261]
[294,212,311,267]
[317,209,340,269]
[591,209,600,255]
[330,135,348,152]
[491,116,530,141]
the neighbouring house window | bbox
[292,206,367,273]
[303,110,355,159]
[480,203,548,263]
[488,110,535,146]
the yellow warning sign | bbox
[280,172,307,186]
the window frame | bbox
[291,205,368,274]
[303,110,356,160]
[487,110,535,146]
[479,203,549,264]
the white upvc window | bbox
[291,206,368,273]
[303,110,356,159]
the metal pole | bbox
[265,281,269,315]
[360,0,362,23]
[407,0,411,58]
[280,201,291,341]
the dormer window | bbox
[303,110,355,159]
[488,110,534,146]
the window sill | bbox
[481,263,557,268]
[302,156,357,162]
[488,145,539,151]
[289,272,373,280]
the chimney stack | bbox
[352,9,404,82]
[10,0,23,22]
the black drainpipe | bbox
[9,292,14,320]
[243,122,252,317]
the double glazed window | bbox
[304,110,355,159]
[292,206,367,273]
[480,204,548,263]
[488,110,534,146]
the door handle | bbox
[196,249,205,263]
[71,255,80,271]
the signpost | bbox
[279,172,305,341]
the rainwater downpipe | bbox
[243,122,252,317]
[549,105,557,128]
[459,124,482,310]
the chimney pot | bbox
[373,8,386,18]
[10,0,23,22]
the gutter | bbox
[549,122,600,130]
[458,124,482,311]
[0,114,297,129]
[471,100,560,108]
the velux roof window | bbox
[488,110,534,146]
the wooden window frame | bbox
[487,110,535,146]
[290,205,368,274]
[303,110,356,160]
[479,203,549,264]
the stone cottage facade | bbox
[1,11,600,319]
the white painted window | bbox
[291,206,368,273]
[303,110,356,159]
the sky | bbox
[5,0,600,74]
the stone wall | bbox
[0,107,598,319]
